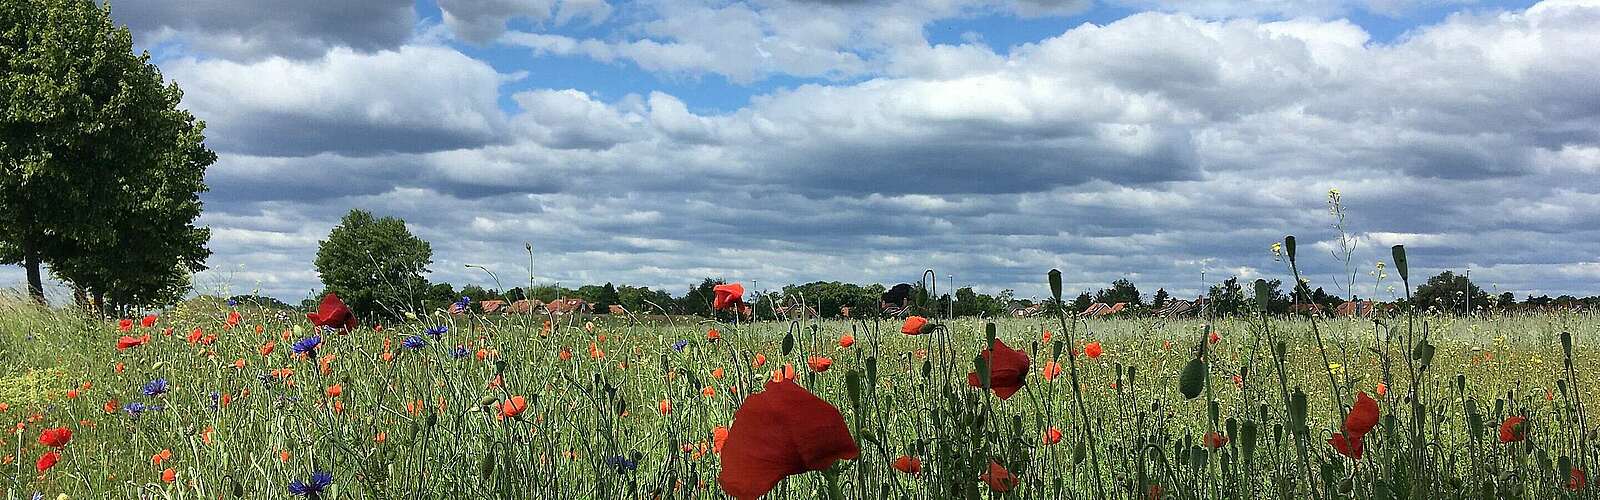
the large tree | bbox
[314,209,433,320]
[1,0,214,306]
[1412,270,1491,314]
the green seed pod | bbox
[1048,269,1063,302]
[480,447,496,479]
[1240,420,1258,459]
[1272,423,1283,445]
[1456,373,1467,393]
[1254,279,1271,310]
[781,332,795,355]
[1289,388,1308,432]
[1466,398,1483,436]
[865,356,878,386]
[1225,417,1238,442]
[1179,358,1207,400]
[1391,245,1408,282]
[846,370,862,407]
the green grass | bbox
[2,297,1598,499]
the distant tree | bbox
[313,209,433,320]
[1497,292,1516,309]
[503,287,527,302]
[679,278,720,317]
[1093,278,1143,306]
[1,0,214,307]
[1151,288,1170,309]
[459,284,497,304]
[1207,277,1247,316]
[952,287,1007,318]
[1412,271,1490,314]
[228,294,294,310]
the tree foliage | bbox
[0,0,214,309]
[313,209,433,320]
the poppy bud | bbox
[1289,388,1308,433]
[1389,244,1408,282]
[974,355,991,389]
[231,477,245,497]
[480,447,496,479]
[920,360,931,378]
[1284,236,1297,263]
[1254,279,1271,310]
[864,356,877,387]
[1048,269,1063,302]
[1561,331,1573,360]
[478,395,498,408]
[1209,400,1220,426]
[1239,420,1258,459]
[1178,358,1206,400]
[846,370,862,407]
[984,323,997,350]
[781,333,795,356]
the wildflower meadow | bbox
[2,242,1598,499]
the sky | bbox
[4,0,1599,305]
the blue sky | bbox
[5,0,1598,304]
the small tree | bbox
[313,209,433,320]
[1093,278,1143,306]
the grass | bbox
[2,290,1598,499]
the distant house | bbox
[448,302,467,315]
[546,298,590,315]
[1079,303,1109,318]
[838,306,852,318]
[480,300,506,314]
[1289,303,1324,316]
[1155,298,1202,318]
[1012,304,1045,318]
[507,299,543,314]
[608,304,627,315]
[1104,302,1126,315]
[1336,300,1378,317]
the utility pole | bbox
[1464,269,1471,316]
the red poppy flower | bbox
[36,451,60,472]
[1084,341,1103,359]
[1328,432,1363,460]
[712,426,729,454]
[1041,361,1062,381]
[807,356,833,373]
[752,353,767,367]
[1571,468,1588,491]
[981,461,1017,492]
[1345,391,1379,437]
[717,379,859,500]
[38,427,71,448]
[306,293,359,331]
[161,467,177,483]
[707,328,722,341]
[140,315,158,328]
[712,283,745,311]
[1043,426,1063,445]
[838,335,855,348]
[1204,430,1229,449]
[1208,331,1221,344]
[498,395,528,420]
[1500,415,1528,443]
[117,319,133,332]
[1376,381,1388,396]
[893,455,922,475]
[901,316,929,335]
[967,339,1031,400]
[116,335,147,351]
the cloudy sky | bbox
[6,0,1599,304]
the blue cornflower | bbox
[123,401,147,416]
[142,378,170,396]
[672,340,689,352]
[288,471,333,497]
[227,299,238,307]
[425,325,448,338]
[403,336,427,350]
[454,296,471,310]
[451,346,469,359]
[209,391,220,410]
[292,335,322,356]
[605,455,638,474]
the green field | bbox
[2,294,1598,499]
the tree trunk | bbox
[24,249,45,305]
